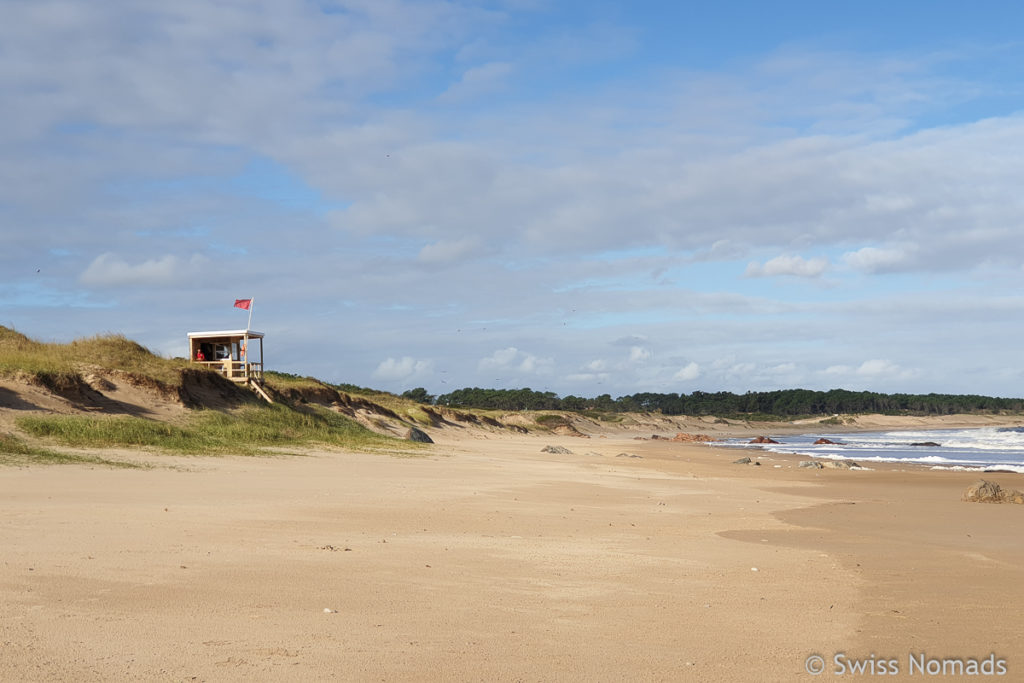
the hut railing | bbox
[195,360,263,383]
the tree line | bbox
[400,386,1024,417]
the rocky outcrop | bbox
[404,427,433,443]
[813,438,844,445]
[823,460,859,469]
[962,480,1024,504]
[541,445,573,454]
[749,436,779,444]
[801,459,859,470]
[671,433,716,442]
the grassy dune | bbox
[1,326,414,461]
[263,370,455,429]
[15,405,402,455]
[0,326,187,386]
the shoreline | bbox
[600,412,1024,476]
[559,410,1024,440]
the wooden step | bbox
[249,380,274,404]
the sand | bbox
[2,422,1023,681]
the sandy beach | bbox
[2,419,1023,681]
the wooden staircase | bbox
[248,379,274,404]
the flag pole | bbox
[247,298,254,331]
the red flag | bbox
[234,298,252,310]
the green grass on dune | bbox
[68,334,188,384]
[579,410,624,423]
[0,432,141,468]
[262,370,327,390]
[0,326,76,380]
[0,326,186,386]
[263,372,447,428]
[194,404,401,452]
[15,404,406,455]
[534,413,571,429]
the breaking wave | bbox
[710,427,1024,472]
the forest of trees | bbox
[400,386,1024,417]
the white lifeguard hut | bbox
[187,329,272,402]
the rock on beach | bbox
[962,480,1024,504]
[671,433,716,442]
[404,427,433,443]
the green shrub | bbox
[534,413,569,427]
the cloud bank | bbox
[4,2,1024,398]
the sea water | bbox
[710,427,1024,473]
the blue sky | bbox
[3,0,1024,398]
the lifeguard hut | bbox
[187,329,272,402]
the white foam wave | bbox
[929,464,1024,474]
[871,427,1024,451]
[709,427,1024,471]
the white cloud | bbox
[480,347,520,369]
[372,356,433,382]
[612,335,648,347]
[79,253,209,287]
[437,61,514,102]
[745,254,828,278]
[822,359,914,381]
[628,346,651,363]
[766,362,797,375]
[841,246,914,273]
[672,362,700,381]
[565,372,608,382]
[417,237,483,265]
[856,359,901,376]
[478,347,552,375]
[517,353,550,373]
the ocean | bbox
[709,427,1024,473]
